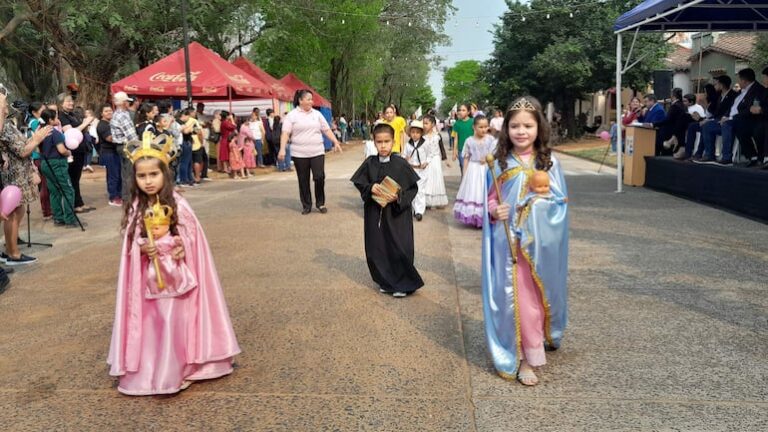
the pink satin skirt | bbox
[516,246,546,367]
[117,292,234,396]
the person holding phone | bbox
[0,92,53,265]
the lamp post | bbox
[181,0,193,108]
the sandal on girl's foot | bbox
[517,366,539,386]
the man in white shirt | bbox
[728,68,766,167]
[676,94,707,160]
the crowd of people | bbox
[611,67,767,169]
[0,89,305,293]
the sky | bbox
[429,0,510,105]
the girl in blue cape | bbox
[482,96,569,386]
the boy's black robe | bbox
[350,156,424,293]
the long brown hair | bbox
[121,157,180,244]
[495,96,553,171]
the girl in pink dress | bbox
[228,132,246,179]
[108,137,240,395]
[239,123,257,176]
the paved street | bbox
[1,143,766,431]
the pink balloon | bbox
[64,128,83,150]
[599,131,611,141]
[0,185,22,217]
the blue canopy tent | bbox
[613,0,768,191]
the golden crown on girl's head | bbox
[125,131,178,165]
[143,199,174,227]
[509,98,537,112]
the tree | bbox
[751,34,768,72]
[0,5,58,101]
[0,0,452,117]
[0,0,264,107]
[485,0,669,137]
[441,60,489,110]
[249,0,453,117]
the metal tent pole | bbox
[616,32,624,193]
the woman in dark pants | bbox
[278,90,342,214]
[58,93,96,213]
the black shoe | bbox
[0,252,8,263]
[715,159,732,166]
[693,157,717,165]
[317,206,328,214]
[746,159,760,168]
[301,208,311,215]
[5,254,37,266]
[415,213,423,221]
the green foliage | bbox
[441,60,489,111]
[1,0,277,105]
[249,0,453,117]
[0,7,57,101]
[751,34,768,72]
[1,0,452,115]
[530,40,592,99]
[485,0,669,134]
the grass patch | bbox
[557,145,617,168]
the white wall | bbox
[673,72,692,95]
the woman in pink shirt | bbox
[279,90,342,215]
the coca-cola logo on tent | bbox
[149,71,201,82]
[149,86,165,93]
[226,74,251,85]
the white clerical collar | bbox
[379,155,391,163]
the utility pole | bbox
[181,0,193,108]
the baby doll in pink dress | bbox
[141,200,197,299]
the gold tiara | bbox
[509,98,537,112]
[143,199,174,227]
[125,131,177,165]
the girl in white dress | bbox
[453,116,496,228]
[421,115,448,208]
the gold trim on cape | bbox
[519,247,553,347]
[511,248,523,365]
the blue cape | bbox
[481,154,569,379]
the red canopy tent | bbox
[231,57,292,102]
[278,73,332,108]
[111,42,273,100]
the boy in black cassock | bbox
[350,123,424,297]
